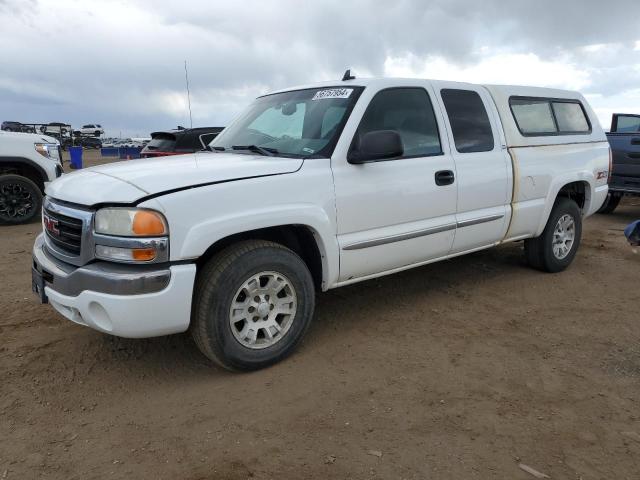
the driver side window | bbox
[247,103,306,139]
[352,87,442,159]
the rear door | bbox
[608,114,640,193]
[432,82,511,253]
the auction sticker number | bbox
[312,88,353,101]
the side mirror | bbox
[348,130,403,164]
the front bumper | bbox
[32,234,196,338]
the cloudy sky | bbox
[1,0,639,136]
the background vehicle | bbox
[1,131,62,224]
[79,137,102,149]
[599,113,640,213]
[33,78,608,370]
[80,124,104,136]
[1,121,36,133]
[141,127,224,158]
[40,122,70,136]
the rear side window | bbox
[441,89,494,153]
[510,99,556,134]
[354,87,442,158]
[146,134,176,151]
[175,132,197,151]
[510,97,591,136]
[552,102,590,133]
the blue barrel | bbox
[101,147,119,157]
[126,147,142,159]
[69,146,83,169]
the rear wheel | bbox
[0,174,42,225]
[525,197,582,273]
[191,240,315,371]
[597,192,622,214]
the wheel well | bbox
[0,161,46,192]
[196,225,324,290]
[557,181,590,212]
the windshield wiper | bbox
[231,145,278,156]
[211,146,226,151]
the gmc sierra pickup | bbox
[598,113,640,213]
[32,76,609,371]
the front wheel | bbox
[525,197,582,273]
[191,240,315,371]
[0,174,42,225]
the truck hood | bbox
[46,152,303,206]
[0,131,59,145]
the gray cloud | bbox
[0,0,639,135]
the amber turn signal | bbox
[132,211,167,236]
[132,247,157,261]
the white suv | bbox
[0,131,62,224]
[79,124,104,136]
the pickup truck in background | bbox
[598,114,640,213]
[32,76,609,371]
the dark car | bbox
[79,137,102,149]
[141,127,224,158]
[599,114,640,213]
[1,121,36,133]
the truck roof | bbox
[267,77,606,147]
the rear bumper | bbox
[33,234,196,338]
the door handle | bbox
[435,170,455,186]
[630,138,640,145]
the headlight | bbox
[94,208,169,263]
[35,143,59,160]
[95,208,168,237]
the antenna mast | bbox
[184,60,193,128]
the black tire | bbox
[597,192,622,214]
[0,174,43,225]
[525,197,582,273]
[191,240,316,371]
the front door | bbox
[331,84,458,283]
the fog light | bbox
[96,245,157,262]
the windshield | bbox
[210,86,363,158]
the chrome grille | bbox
[43,207,83,254]
[42,197,94,266]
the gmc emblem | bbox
[43,214,59,235]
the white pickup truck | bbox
[32,76,610,370]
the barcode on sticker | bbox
[312,88,353,101]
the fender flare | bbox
[534,172,595,237]
[176,204,340,289]
[0,156,49,191]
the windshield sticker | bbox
[312,88,353,101]
[302,147,315,154]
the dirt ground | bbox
[1,150,639,479]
